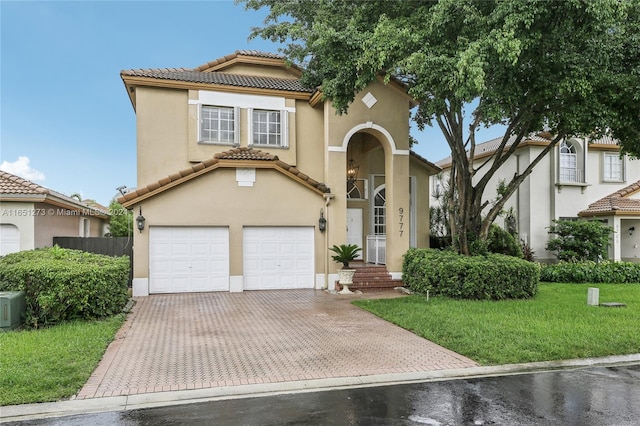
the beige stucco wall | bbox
[130,168,326,280]
[409,156,433,248]
[136,87,190,186]
[33,202,108,247]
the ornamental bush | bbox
[540,260,640,283]
[403,248,539,300]
[0,246,130,328]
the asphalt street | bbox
[6,364,639,425]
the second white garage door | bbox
[243,227,314,290]
[149,226,229,293]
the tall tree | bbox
[243,0,639,254]
[105,199,133,237]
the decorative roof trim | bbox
[119,148,329,208]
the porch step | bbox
[336,262,405,292]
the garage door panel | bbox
[243,227,314,290]
[149,226,229,293]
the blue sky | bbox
[1,1,503,206]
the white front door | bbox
[149,226,230,293]
[243,227,314,290]
[346,208,363,259]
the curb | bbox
[2,353,639,423]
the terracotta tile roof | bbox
[435,133,552,167]
[409,150,441,173]
[0,171,109,216]
[120,69,312,93]
[579,180,640,216]
[193,50,289,72]
[0,170,49,195]
[589,135,619,145]
[214,147,279,161]
[118,147,330,206]
[436,133,622,167]
[121,51,311,94]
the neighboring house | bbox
[432,135,640,262]
[0,171,110,255]
[118,50,440,296]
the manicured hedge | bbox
[403,248,540,300]
[540,260,640,283]
[0,246,130,328]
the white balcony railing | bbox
[559,168,584,183]
[366,235,386,265]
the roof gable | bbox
[118,147,330,208]
[121,51,313,109]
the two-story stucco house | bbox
[432,135,640,263]
[118,51,439,296]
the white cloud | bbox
[0,156,46,182]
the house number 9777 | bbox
[398,207,404,237]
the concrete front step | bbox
[336,280,404,291]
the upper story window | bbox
[249,109,288,148]
[603,152,624,182]
[199,105,239,145]
[558,140,586,183]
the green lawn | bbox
[353,283,640,365]
[0,315,125,406]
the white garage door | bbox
[243,227,314,290]
[0,224,20,256]
[149,227,229,293]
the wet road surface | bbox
[7,364,640,425]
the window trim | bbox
[248,108,288,148]
[198,105,239,146]
[602,151,625,183]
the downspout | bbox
[323,193,334,289]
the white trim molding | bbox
[329,122,409,155]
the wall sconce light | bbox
[630,226,635,236]
[347,158,359,184]
[318,209,327,233]
[136,207,146,233]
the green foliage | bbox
[546,220,613,262]
[0,247,130,328]
[0,315,125,405]
[105,199,133,237]
[403,248,539,300]
[540,261,640,283]
[487,224,523,258]
[329,244,362,268]
[244,0,640,255]
[353,283,640,365]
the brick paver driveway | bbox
[78,290,477,399]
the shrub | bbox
[0,246,130,328]
[487,224,523,258]
[546,220,612,262]
[540,260,640,283]
[403,248,540,300]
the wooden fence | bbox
[52,237,133,286]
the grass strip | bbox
[0,315,125,406]
[353,283,640,365]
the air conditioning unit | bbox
[0,291,26,332]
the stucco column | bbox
[385,152,410,275]
[612,216,621,261]
[326,151,348,274]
